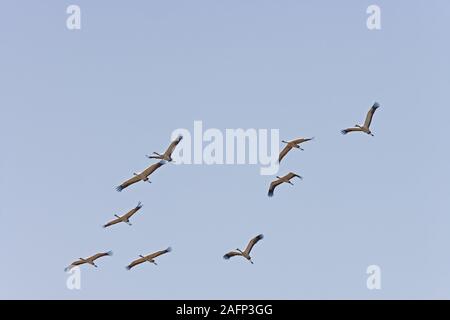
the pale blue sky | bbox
[1,1,450,299]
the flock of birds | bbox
[65,102,380,271]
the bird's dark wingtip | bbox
[268,191,274,197]
[166,247,172,253]
[125,266,131,270]
[257,234,264,240]
[373,102,380,109]
[115,186,124,192]
[223,254,230,260]
[107,251,113,256]
[340,130,348,135]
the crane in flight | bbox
[278,137,314,163]
[341,102,380,136]
[116,161,165,192]
[65,251,113,272]
[268,172,302,197]
[223,234,264,264]
[126,247,172,270]
[103,202,143,228]
[146,135,183,162]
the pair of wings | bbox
[103,202,143,228]
[159,135,183,158]
[223,234,264,259]
[66,251,113,271]
[278,138,313,162]
[116,161,165,192]
[268,172,302,197]
[126,247,172,270]
[342,103,379,134]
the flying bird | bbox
[146,135,183,162]
[126,247,172,270]
[278,137,314,163]
[268,172,302,197]
[223,234,264,264]
[103,202,143,228]
[341,102,380,136]
[65,251,113,272]
[116,161,165,192]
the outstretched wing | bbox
[223,251,242,260]
[163,136,183,158]
[363,102,380,128]
[268,179,283,197]
[65,260,84,272]
[123,202,143,220]
[147,247,172,260]
[244,234,264,255]
[89,251,113,262]
[341,127,362,135]
[278,145,292,163]
[126,257,147,270]
[285,172,302,180]
[103,216,122,228]
[141,161,164,178]
[116,175,141,192]
[291,137,313,145]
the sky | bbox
[1,0,450,299]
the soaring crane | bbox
[278,137,314,163]
[268,172,302,197]
[103,202,143,228]
[116,161,165,192]
[65,251,113,272]
[223,234,264,264]
[126,247,172,270]
[341,102,380,136]
[146,135,183,162]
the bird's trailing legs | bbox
[146,152,162,159]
